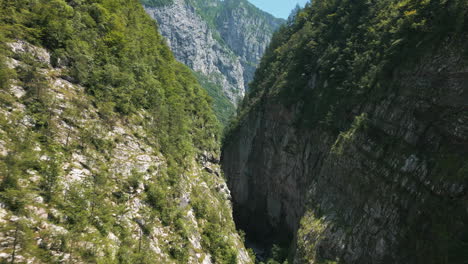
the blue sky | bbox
[247,0,310,19]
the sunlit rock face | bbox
[144,0,284,104]
[0,39,252,264]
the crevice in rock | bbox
[231,196,294,262]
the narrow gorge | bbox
[0,0,467,264]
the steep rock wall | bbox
[222,1,468,263]
[145,0,246,102]
[224,35,468,264]
[144,0,284,104]
[216,0,284,88]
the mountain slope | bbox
[222,0,468,263]
[143,0,284,125]
[0,0,251,263]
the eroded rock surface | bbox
[144,0,283,104]
[222,30,468,264]
[0,40,252,264]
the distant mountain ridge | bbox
[143,0,284,125]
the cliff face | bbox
[222,0,468,263]
[0,1,251,263]
[145,0,245,103]
[144,0,284,105]
[0,42,249,264]
[216,0,284,87]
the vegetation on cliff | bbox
[141,0,174,7]
[0,0,249,263]
[224,0,468,263]
[142,0,284,128]
[0,0,221,155]
[234,0,468,131]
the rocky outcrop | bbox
[216,0,284,88]
[222,4,468,264]
[0,40,252,264]
[144,0,283,104]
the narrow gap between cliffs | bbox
[231,202,294,263]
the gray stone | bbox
[144,0,283,104]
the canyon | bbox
[0,0,467,264]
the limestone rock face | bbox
[222,31,468,264]
[0,40,252,264]
[144,0,284,104]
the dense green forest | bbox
[234,0,468,132]
[0,0,249,263]
[193,72,236,126]
[0,0,220,157]
[225,0,468,263]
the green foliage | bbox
[201,222,238,264]
[0,42,15,90]
[294,211,329,264]
[0,219,53,263]
[190,175,240,264]
[193,71,236,127]
[331,113,368,155]
[140,0,174,7]
[224,0,468,263]
[146,177,178,226]
[0,0,220,159]
[116,231,161,264]
[169,243,190,263]
[0,90,16,106]
[231,0,468,135]
[0,128,39,213]
[259,244,289,264]
[0,0,228,262]
[39,147,64,203]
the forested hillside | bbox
[223,0,468,263]
[0,0,251,263]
